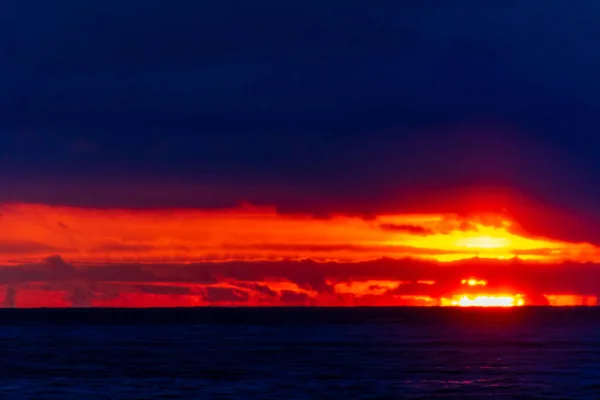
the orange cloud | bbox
[328,279,410,296]
[544,294,598,306]
[1,203,598,264]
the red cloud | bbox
[1,202,598,265]
[0,256,598,307]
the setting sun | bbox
[441,294,525,307]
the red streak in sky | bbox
[1,203,598,264]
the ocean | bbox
[0,307,597,399]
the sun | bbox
[441,294,525,307]
[441,278,526,307]
[454,295,525,307]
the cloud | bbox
[0,203,595,267]
[227,281,278,298]
[202,287,249,304]
[0,255,75,283]
[0,255,600,307]
[3,286,15,308]
[67,286,93,307]
[279,290,315,306]
[379,224,434,235]
[90,242,166,253]
[42,255,73,273]
[232,242,457,256]
[0,241,60,255]
[133,284,192,296]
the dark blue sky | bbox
[1,1,599,219]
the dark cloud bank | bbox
[1,255,599,307]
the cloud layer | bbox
[0,203,599,307]
[1,255,599,308]
[1,203,597,264]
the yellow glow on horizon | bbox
[441,294,525,307]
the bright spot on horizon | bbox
[441,294,525,307]
[461,278,488,286]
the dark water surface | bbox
[0,307,598,399]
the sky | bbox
[2,1,600,307]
